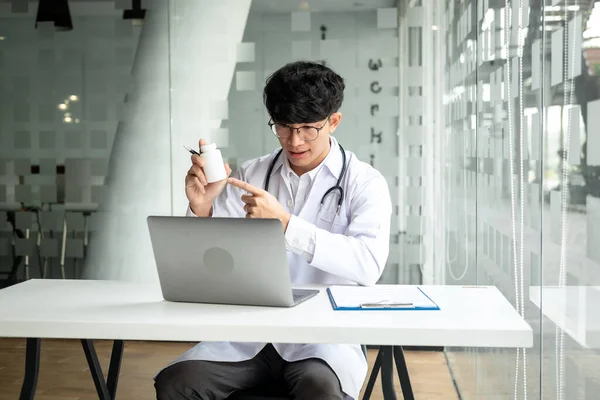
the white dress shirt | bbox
[170,136,392,399]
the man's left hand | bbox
[228,177,291,231]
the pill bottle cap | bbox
[200,143,217,153]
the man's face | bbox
[273,112,342,175]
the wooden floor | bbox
[0,339,458,399]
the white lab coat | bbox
[171,136,392,399]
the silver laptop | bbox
[146,216,319,307]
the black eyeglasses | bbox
[268,117,329,142]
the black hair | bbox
[263,61,345,124]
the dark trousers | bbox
[154,344,346,400]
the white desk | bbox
[0,279,532,400]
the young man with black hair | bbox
[155,61,392,400]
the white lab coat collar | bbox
[272,136,344,182]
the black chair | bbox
[227,345,368,400]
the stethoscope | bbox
[263,143,348,217]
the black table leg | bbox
[393,346,414,400]
[81,339,112,400]
[371,346,415,400]
[19,338,40,400]
[80,339,125,400]
[107,340,125,399]
[362,348,382,400]
[380,346,397,400]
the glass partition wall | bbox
[422,0,600,398]
[0,0,162,283]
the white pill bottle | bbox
[200,143,228,183]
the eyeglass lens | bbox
[270,124,320,141]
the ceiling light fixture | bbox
[123,0,146,22]
[35,0,73,31]
[58,95,81,124]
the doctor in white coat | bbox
[155,61,392,400]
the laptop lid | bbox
[146,216,296,307]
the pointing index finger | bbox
[228,177,263,195]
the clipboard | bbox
[326,285,440,311]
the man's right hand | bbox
[185,138,231,216]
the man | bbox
[155,61,392,400]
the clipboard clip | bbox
[359,300,415,309]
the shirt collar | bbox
[271,136,344,181]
